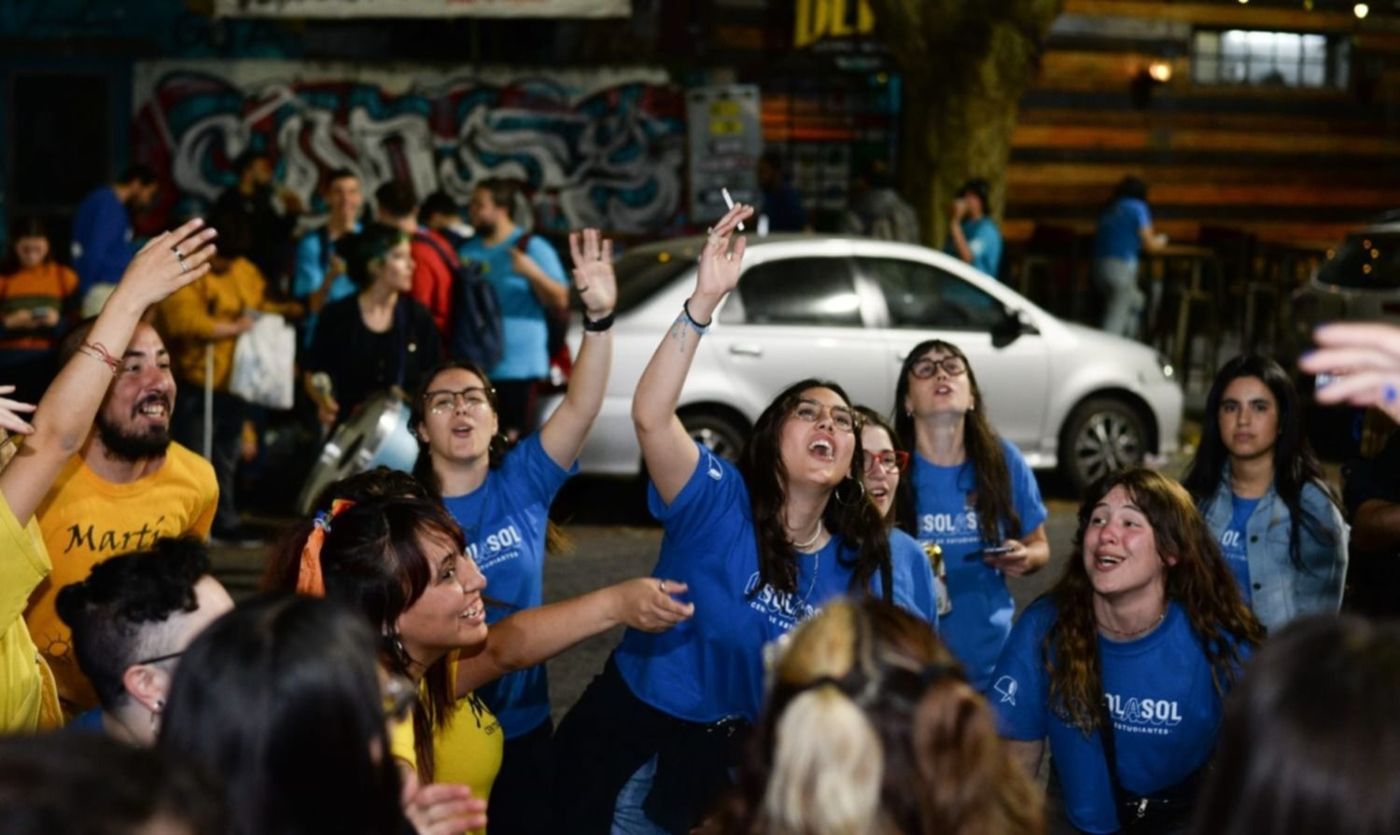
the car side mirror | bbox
[992,308,1032,348]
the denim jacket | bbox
[1201,475,1349,632]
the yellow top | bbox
[389,655,504,835]
[0,492,62,732]
[26,445,217,712]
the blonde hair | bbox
[711,598,1043,835]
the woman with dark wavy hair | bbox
[1180,355,1347,632]
[551,202,938,834]
[992,469,1264,834]
[893,339,1050,690]
[708,596,1041,835]
[407,227,616,834]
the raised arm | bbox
[631,204,753,503]
[538,229,616,468]
[453,577,694,696]
[0,220,217,523]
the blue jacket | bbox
[1200,475,1348,632]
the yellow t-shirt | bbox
[390,659,504,835]
[26,444,217,712]
[0,494,61,733]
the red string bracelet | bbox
[77,341,121,373]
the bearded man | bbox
[24,320,217,715]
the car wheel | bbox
[1059,397,1148,494]
[680,408,748,463]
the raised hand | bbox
[567,228,617,319]
[1302,322,1400,424]
[612,577,695,633]
[116,218,218,310]
[693,203,754,307]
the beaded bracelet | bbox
[77,341,120,374]
[681,298,712,335]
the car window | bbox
[859,257,1005,330]
[613,245,698,314]
[734,257,862,327]
[1316,232,1400,290]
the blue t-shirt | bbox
[71,186,133,294]
[1094,198,1152,261]
[441,433,576,738]
[992,599,1245,834]
[613,444,938,724]
[1221,495,1260,603]
[946,217,1003,279]
[459,230,568,382]
[910,439,1047,691]
[293,224,361,345]
[889,528,941,628]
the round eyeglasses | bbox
[909,356,968,379]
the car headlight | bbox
[1156,352,1175,380]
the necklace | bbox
[1098,609,1167,639]
[790,519,825,551]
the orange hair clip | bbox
[296,498,356,597]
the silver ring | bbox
[659,579,667,594]
[178,259,190,273]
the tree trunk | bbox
[866,0,1066,248]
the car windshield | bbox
[614,243,698,314]
[1316,231,1400,290]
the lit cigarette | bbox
[721,188,745,231]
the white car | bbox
[544,234,1183,492]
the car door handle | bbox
[729,344,763,357]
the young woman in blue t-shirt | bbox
[409,227,624,834]
[1091,176,1167,338]
[550,202,937,834]
[992,469,1263,834]
[892,339,1050,690]
[1180,355,1347,633]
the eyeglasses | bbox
[134,649,184,666]
[863,449,909,475]
[382,674,417,722]
[790,399,859,433]
[424,387,493,416]
[909,356,968,379]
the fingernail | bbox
[1386,385,1397,404]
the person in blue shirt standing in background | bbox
[1091,176,1168,339]
[945,177,1002,279]
[70,166,160,301]
[992,468,1263,835]
[1180,355,1348,632]
[462,179,570,441]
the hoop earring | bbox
[833,476,867,506]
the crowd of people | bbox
[0,168,1397,835]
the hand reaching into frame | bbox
[1300,322,1400,424]
[692,203,755,307]
[567,228,617,320]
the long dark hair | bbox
[893,340,1020,547]
[159,595,403,835]
[711,597,1043,835]
[410,359,509,494]
[1045,469,1264,733]
[855,405,910,529]
[1180,355,1339,573]
[739,379,892,600]
[1192,615,1400,835]
[264,496,464,780]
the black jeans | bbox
[486,718,553,835]
[550,655,746,835]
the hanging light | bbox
[1355,3,1370,18]
[1148,60,1173,83]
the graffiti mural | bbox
[131,62,685,234]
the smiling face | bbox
[14,235,48,269]
[416,366,499,468]
[94,324,176,462]
[394,526,488,665]
[778,387,858,490]
[860,424,899,520]
[1218,375,1280,464]
[903,346,974,420]
[1082,484,1174,602]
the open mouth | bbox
[868,485,889,499]
[460,602,485,623]
[808,438,834,461]
[136,396,170,420]
[450,423,473,438]
[934,384,954,395]
[1094,552,1125,569]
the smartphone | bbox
[982,545,1015,557]
[515,232,533,252]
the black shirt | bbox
[306,294,443,421]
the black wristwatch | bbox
[582,311,615,332]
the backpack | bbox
[414,232,505,370]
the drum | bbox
[296,391,420,514]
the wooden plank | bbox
[1006,162,1399,188]
[1011,124,1400,155]
[1017,108,1377,135]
